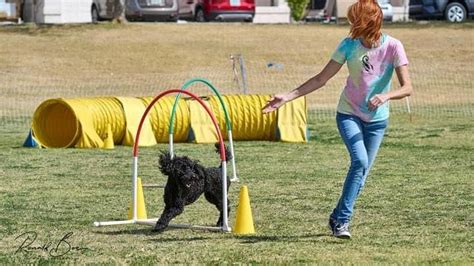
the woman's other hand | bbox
[368,94,389,111]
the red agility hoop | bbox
[132,89,226,160]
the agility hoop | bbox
[94,89,231,233]
[168,78,238,182]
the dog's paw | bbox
[152,224,167,233]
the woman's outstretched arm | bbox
[262,59,343,113]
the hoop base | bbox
[94,218,231,232]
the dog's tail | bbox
[214,143,232,162]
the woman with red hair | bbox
[263,0,413,239]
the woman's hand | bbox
[262,94,289,113]
[368,94,389,111]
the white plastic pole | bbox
[169,134,174,159]
[132,156,138,222]
[405,97,411,114]
[94,220,135,227]
[227,130,238,182]
[221,161,230,232]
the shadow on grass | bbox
[234,233,342,244]
[94,227,215,242]
[94,228,342,243]
[95,228,155,236]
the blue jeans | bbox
[330,113,388,224]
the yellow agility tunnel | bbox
[31,95,307,148]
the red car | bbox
[178,0,255,22]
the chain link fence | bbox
[1,53,473,129]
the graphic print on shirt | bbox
[330,35,409,122]
[362,55,374,73]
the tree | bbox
[113,0,127,23]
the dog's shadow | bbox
[95,227,216,242]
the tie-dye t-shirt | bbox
[331,34,409,122]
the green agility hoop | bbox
[168,78,238,181]
[169,78,232,134]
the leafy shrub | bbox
[287,0,310,21]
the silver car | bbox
[91,0,178,22]
[126,0,179,21]
[378,0,393,21]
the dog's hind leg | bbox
[152,205,184,232]
[205,192,230,227]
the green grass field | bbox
[0,113,472,264]
[0,22,473,264]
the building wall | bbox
[255,0,274,6]
[336,0,355,18]
[23,0,92,23]
[57,0,92,23]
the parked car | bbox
[91,0,115,22]
[175,0,197,20]
[178,0,255,22]
[127,0,179,21]
[91,0,179,23]
[409,0,474,22]
[378,0,393,21]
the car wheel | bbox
[91,6,99,24]
[171,14,179,22]
[195,8,206,22]
[445,2,466,22]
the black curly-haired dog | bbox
[152,144,232,232]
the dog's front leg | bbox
[152,205,184,233]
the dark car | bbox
[191,0,255,22]
[409,0,474,22]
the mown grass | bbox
[0,113,472,264]
[0,21,472,264]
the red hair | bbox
[347,0,383,47]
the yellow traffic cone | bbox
[102,124,114,149]
[128,177,148,220]
[233,185,255,234]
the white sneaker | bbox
[333,222,351,239]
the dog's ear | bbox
[159,150,173,176]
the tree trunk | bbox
[113,0,127,23]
